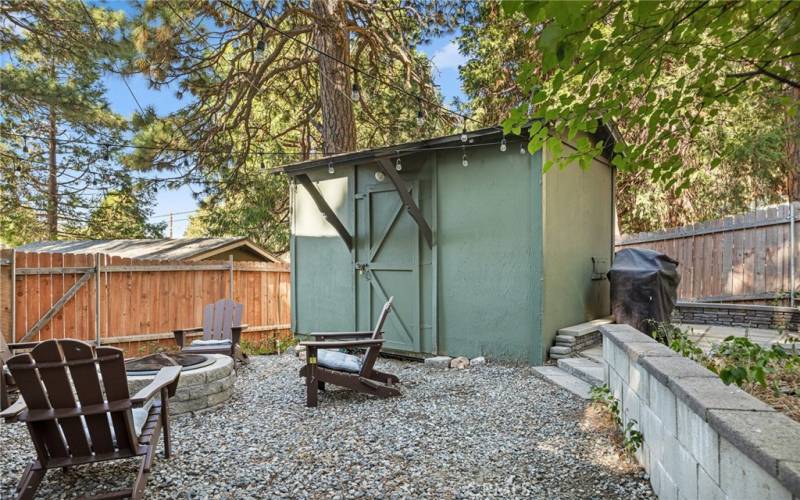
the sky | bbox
[102,34,467,237]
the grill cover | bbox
[607,248,680,334]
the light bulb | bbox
[500,138,507,152]
[183,157,188,167]
[103,145,110,161]
[462,153,469,168]
[395,157,402,171]
[255,39,266,62]
[260,161,265,170]
[14,165,21,176]
[520,144,527,155]
[328,163,335,174]
[351,83,360,101]
[416,109,424,127]
[461,127,468,143]
[22,137,28,153]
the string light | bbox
[461,146,468,168]
[417,109,425,127]
[395,156,402,172]
[461,124,468,143]
[255,39,266,62]
[15,164,21,176]
[328,162,334,174]
[22,136,28,153]
[219,0,479,130]
[260,160,266,170]
[102,145,110,161]
[351,82,361,101]
[183,157,188,167]
[520,142,527,155]
[500,137,507,152]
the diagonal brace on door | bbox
[295,173,354,251]
[19,269,94,342]
[375,158,433,247]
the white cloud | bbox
[430,41,466,71]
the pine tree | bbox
[1,0,131,241]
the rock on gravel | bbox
[470,356,486,367]
[0,354,654,499]
[450,356,470,369]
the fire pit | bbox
[125,352,216,376]
[126,353,235,414]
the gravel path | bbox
[0,354,654,499]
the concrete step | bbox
[557,357,604,387]
[532,366,592,400]
[555,335,576,345]
[557,317,613,337]
[580,345,604,364]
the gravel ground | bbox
[0,354,654,499]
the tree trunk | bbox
[786,87,800,201]
[47,104,58,239]
[312,0,356,155]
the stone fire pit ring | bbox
[127,354,235,415]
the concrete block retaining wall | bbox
[672,302,800,332]
[601,324,800,499]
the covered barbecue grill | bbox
[608,248,680,334]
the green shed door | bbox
[354,178,422,353]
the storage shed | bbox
[276,126,616,364]
[17,237,281,263]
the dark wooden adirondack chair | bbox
[0,339,181,500]
[299,297,400,407]
[1,337,39,411]
[173,299,247,362]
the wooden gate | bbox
[0,250,291,356]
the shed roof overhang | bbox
[273,123,619,176]
[278,123,619,253]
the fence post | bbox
[95,253,101,346]
[228,255,234,300]
[10,249,15,343]
[789,204,796,307]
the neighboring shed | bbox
[276,126,616,364]
[17,237,281,263]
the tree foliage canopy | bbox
[501,1,799,185]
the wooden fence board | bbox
[2,252,290,351]
[617,202,799,305]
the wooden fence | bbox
[0,250,291,357]
[615,202,798,306]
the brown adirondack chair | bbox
[1,337,39,411]
[173,299,247,362]
[299,297,400,407]
[0,339,181,500]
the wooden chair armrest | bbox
[301,339,385,350]
[307,331,377,339]
[0,398,26,422]
[230,324,247,346]
[6,341,40,352]
[131,366,182,407]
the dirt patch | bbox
[742,371,800,423]
[579,402,644,475]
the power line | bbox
[1,131,311,156]
[217,0,479,128]
[77,0,146,115]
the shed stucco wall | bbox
[541,143,613,361]
[292,167,355,333]
[435,145,542,363]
